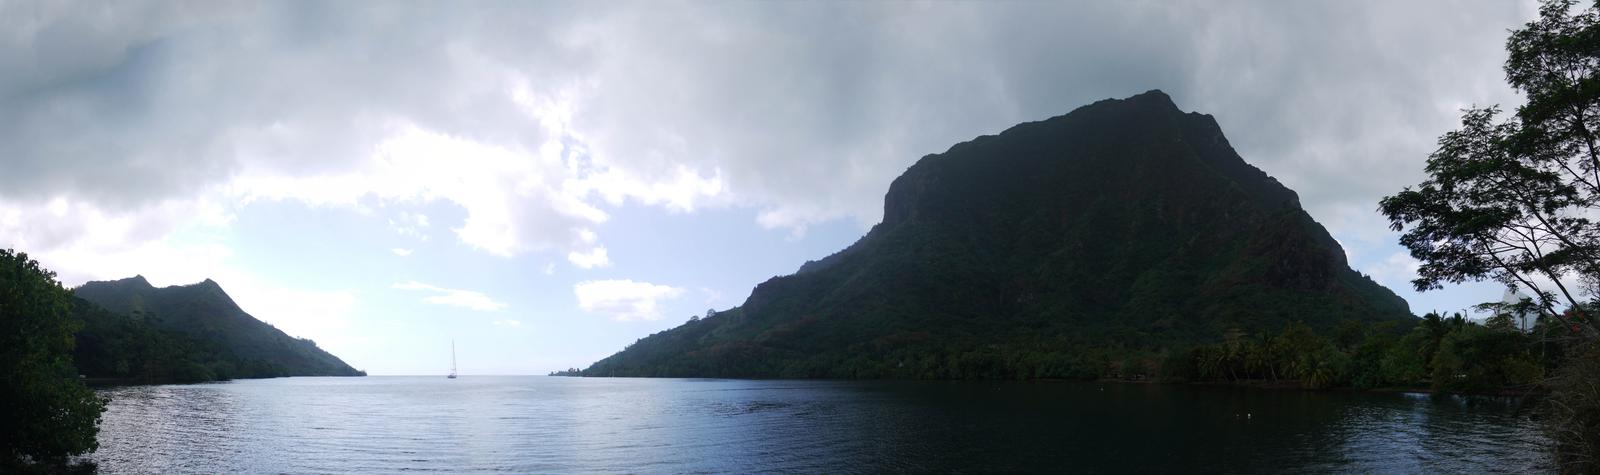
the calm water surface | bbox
[90,377,1552,473]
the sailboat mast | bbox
[447,339,459,379]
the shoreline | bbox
[82,373,365,388]
[1097,378,1543,398]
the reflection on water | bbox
[91,377,1553,473]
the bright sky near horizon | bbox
[1,1,1538,374]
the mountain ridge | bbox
[584,90,1412,379]
[73,276,363,379]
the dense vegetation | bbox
[73,276,365,379]
[1,249,367,469]
[584,90,1413,379]
[1174,312,1558,392]
[0,250,103,471]
[1378,1,1600,470]
[585,306,1564,393]
[71,296,306,383]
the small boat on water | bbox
[448,340,458,379]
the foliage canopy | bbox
[0,249,104,468]
[1380,0,1600,337]
[1380,1,1600,470]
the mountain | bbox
[583,90,1414,379]
[73,275,363,379]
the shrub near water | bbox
[1548,344,1600,472]
[0,249,105,470]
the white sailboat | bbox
[447,340,458,379]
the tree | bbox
[0,249,105,468]
[1380,2,1600,469]
[1297,344,1349,390]
[1275,322,1322,380]
[1379,329,1429,386]
[1380,0,1600,338]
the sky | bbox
[0,1,1540,375]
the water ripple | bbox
[89,378,1554,473]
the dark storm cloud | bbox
[0,1,1535,250]
[0,1,573,207]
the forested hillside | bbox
[73,276,364,381]
[584,91,1414,379]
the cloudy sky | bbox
[1,1,1535,374]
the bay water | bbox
[90,376,1551,473]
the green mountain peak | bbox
[74,277,363,380]
[584,91,1412,379]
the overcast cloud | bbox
[0,0,1533,284]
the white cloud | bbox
[699,287,725,306]
[224,279,360,351]
[386,211,431,241]
[230,124,620,257]
[6,2,1531,243]
[391,248,414,257]
[0,1,1541,318]
[574,279,684,321]
[2,196,236,287]
[40,239,233,290]
[567,246,610,269]
[20,236,364,364]
[1365,252,1422,287]
[393,280,508,312]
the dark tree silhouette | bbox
[0,249,104,470]
[1381,0,1600,338]
[1380,1,1600,469]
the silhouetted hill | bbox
[584,90,1413,379]
[73,276,363,379]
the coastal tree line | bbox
[1171,312,1556,393]
[595,308,1557,392]
[1,249,301,471]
